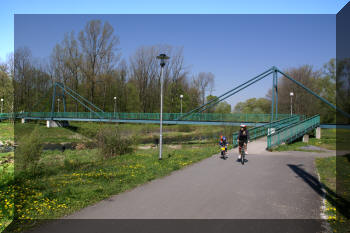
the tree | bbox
[0,60,14,113]
[125,82,141,112]
[193,72,215,105]
[233,98,270,114]
[266,65,321,117]
[78,20,120,102]
[264,63,338,123]
[337,58,350,123]
[317,59,336,123]
[215,101,231,114]
[205,95,218,113]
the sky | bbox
[1,0,349,107]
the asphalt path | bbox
[65,137,334,219]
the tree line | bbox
[5,20,215,114]
[1,19,349,123]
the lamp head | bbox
[156,54,170,67]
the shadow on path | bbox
[287,164,350,219]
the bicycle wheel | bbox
[241,150,245,165]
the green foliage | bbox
[234,98,270,114]
[215,101,231,114]
[125,82,142,112]
[16,127,43,173]
[96,127,133,158]
[0,64,14,113]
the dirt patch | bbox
[168,145,182,149]
[138,145,154,150]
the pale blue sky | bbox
[2,0,349,107]
[1,0,348,60]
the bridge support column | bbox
[302,134,309,143]
[46,120,69,128]
[21,118,26,124]
[315,127,321,139]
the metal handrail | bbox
[267,115,320,149]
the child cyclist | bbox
[219,135,228,156]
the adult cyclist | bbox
[237,124,250,160]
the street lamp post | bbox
[0,98,3,114]
[57,98,60,113]
[156,54,170,160]
[290,92,294,116]
[114,96,117,118]
[180,94,183,114]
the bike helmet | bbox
[240,124,247,128]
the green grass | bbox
[0,152,14,232]
[315,155,350,232]
[0,121,238,232]
[1,143,218,232]
[14,122,90,144]
[272,129,346,152]
[0,122,14,142]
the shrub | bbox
[96,127,133,158]
[177,124,192,132]
[16,127,43,174]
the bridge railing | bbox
[17,112,292,123]
[0,113,14,119]
[232,115,301,147]
[267,115,320,149]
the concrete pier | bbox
[302,134,309,143]
[46,120,69,128]
[315,127,321,139]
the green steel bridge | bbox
[1,66,349,149]
[0,112,293,126]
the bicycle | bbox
[240,144,245,165]
[220,145,227,159]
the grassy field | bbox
[315,155,350,233]
[0,152,13,231]
[0,122,14,231]
[0,122,14,142]
[69,122,238,144]
[1,144,217,232]
[1,121,226,232]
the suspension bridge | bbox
[1,66,349,149]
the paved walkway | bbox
[64,137,334,219]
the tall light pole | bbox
[290,92,294,116]
[156,54,170,160]
[0,98,3,114]
[114,96,117,118]
[180,94,183,114]
[57,98,60,112]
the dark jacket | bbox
[237,129,250,141]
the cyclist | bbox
[222,136,228,152]
[219,135,228,158]
[237,124,250,160]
